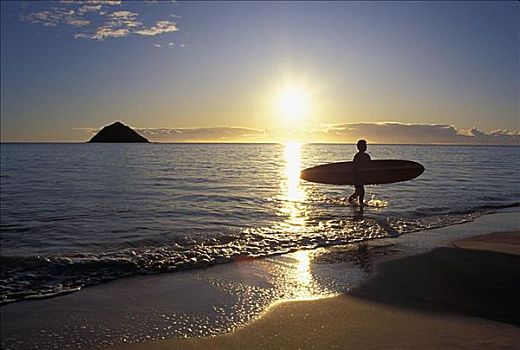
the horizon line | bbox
[1,141,519,147]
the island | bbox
[88,121,149,143]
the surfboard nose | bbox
[418,163,425,175]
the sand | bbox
[111,231,520,350]
[451,231,520,256]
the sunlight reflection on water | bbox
[292,250,314,299]
[279,143,308,233]
[283,142,305,202]
[279,143,328,300]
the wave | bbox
[3,203,513,305]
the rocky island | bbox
[88,121,149,143]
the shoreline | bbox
[1,211,519,349]
[111,229,520,350]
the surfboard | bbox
[300,160,424,185]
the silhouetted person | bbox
[348,140,370,207]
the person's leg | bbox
[348,185,357,203]
[349,186,361,203]
[359,186,365,207]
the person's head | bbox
[356,139,367,152]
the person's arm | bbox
[352,153,361,184]
[352,153,360,167]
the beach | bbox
[109,219,519,350]
[114,297,519,350]
[111,237,519,349]
[2,210,519,349]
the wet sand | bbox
[113,231,520,350]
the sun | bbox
[278,87,309,121]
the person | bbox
[348,139,370,207]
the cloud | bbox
[22,1,180,41]
[79,123,519,144]
[89,26,129,40]
[490,129,518,137]
[78,5,102,13]
[134,20,178,36]
[23,9,90,28]
[60,0,122,5]
[136,127,267,142]
[320,122,520,145]
[109,10,138,19]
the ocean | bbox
[1,143,519,304]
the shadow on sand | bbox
[350,246,520,326]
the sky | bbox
[1,0,519,143]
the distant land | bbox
[88,121,149,143]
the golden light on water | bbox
[294,250,311,286]
[288,249,330,301]
[279,142,306,233]
[280,144,324,300]
[238,144,333,302]
[283,142,305,202]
